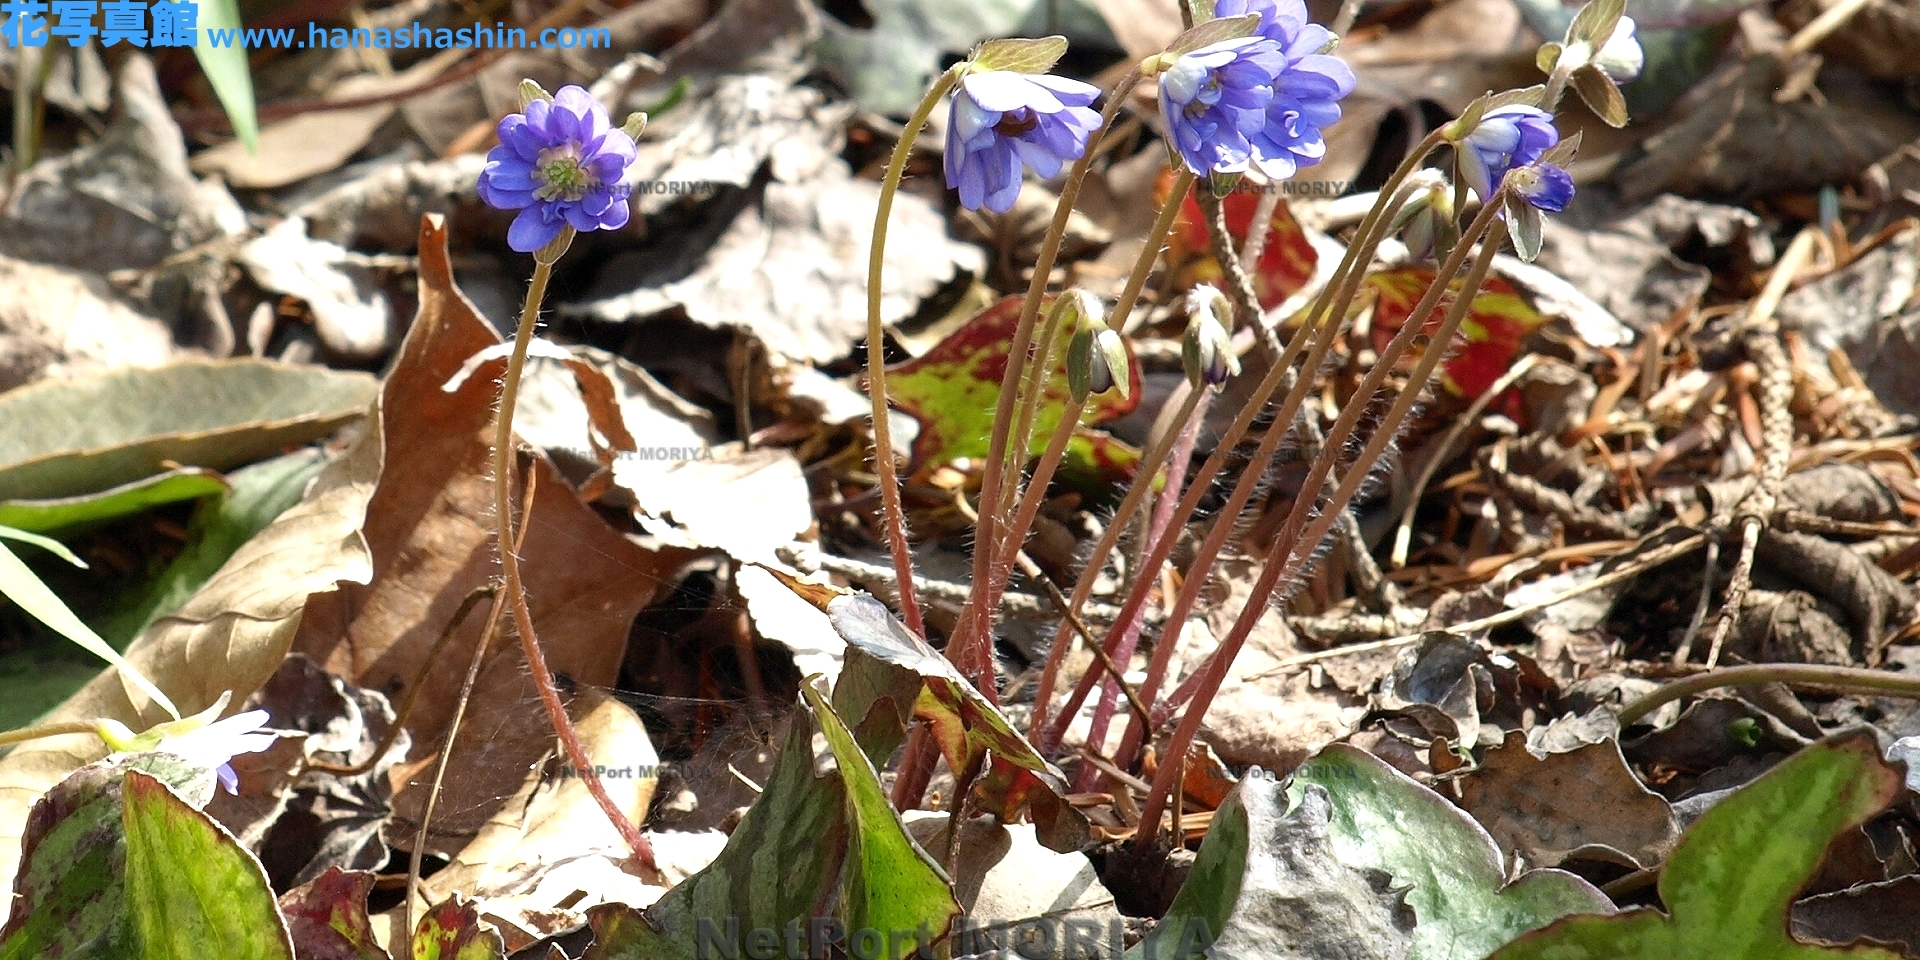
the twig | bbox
[1617,662,1920,728]
[1701,229,1817,668]
[783,546,1155,625]
[1671,535,1722,666]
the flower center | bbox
[994,108,1040,137]
[533,145,596,202]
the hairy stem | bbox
[1618,663,1920,728]
[865,70,960,640]
[1133,206,1509,847]
[495,256,652,865]
[1042,148,1446,755]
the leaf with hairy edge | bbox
[279,868,389,960]
[1291,744,1613,960]
[881,295,1140,485]
[0,753,218,960]
[584,682,959,960]
[1366,268,1549,402]
[412,897,506,960]
[970,36,1070,73]
[121,771,294,960]
[1162,170,1320,312]
[1486,731,1905,960]
[824,591,1088,852]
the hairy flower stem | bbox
[893,72,1141,812]
[1616,663,1920,727]
[0,720,100,749]
[1133,204,1510,848]
[953,73,1142,689]
[865,70,960,641]
[1030,385,1206,737]
[1039,142,1446,755]
[495,254,653,866]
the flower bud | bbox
[1182,285,1239,387]
[622,111,649,141]
[1388,172,1454,262]
[1064,292,1129,402]
[1592,16,1642,84]
[519,79,554,108]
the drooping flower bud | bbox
[1064,291,1129,403]
[1182,285,1239,387]
[1592,16,1643,84]
[1388,171,1454,262]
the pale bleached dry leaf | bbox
[404,689,657,953]
[0,254,173,392]
[904,812,1125,958]
[0,54,245,274]
[239,219,395,362]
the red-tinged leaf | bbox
[279,868,389,960]
[413,896,506,960]
[1366,268,1549,400]
[881,295,1141,483]
[1159,169,1319,311]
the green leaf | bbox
[94,450,329,649]
[191,0,259,152]
[0,357,375,502]
[0,753,217,960]
[0,469,230,536]
[122,771,294,959]
[0,536,178,719]
[970,36,1070,74]
[1571,63,1630,126]
[584,683,960,960]
[882,295,1141,488]
[1486,731,1906,960]
[1167,13,1261,54]
[1127,776,1417,960]
[1291,743,1613,960]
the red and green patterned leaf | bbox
[279,868,389,960]
[882,295,1140,482]
[1366,269,1548,400]
[412,896,506,960]
[1160,170,1319,311]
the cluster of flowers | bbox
[473,0,1639,255]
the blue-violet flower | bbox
[479,85,638,253]
[1213,0,1356,177]
[1507,162,1575,212]
[944,70,1103,214]
[1159,38,1287,178]
[1458,105,1560,202]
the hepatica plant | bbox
[848,0,1634,818]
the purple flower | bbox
[944,71,1103,214]
[479,85,637,253]
[1458,105,1559,202]
[1213,0,1356,177]
[1159,38,1287,178]
[1507,162,1575,212]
